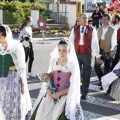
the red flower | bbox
[110,6,114,11]
[112,0,115,3]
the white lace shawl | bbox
[10,41,26,83]
[10,41,32,115]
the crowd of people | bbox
[0,4,120,120]
[69,4,120,102]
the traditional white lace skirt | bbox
[0,71,32,120]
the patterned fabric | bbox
[74,25,93,54]
[53,70,71,92]
[0,44,9,55]
[110,78,120,101]
[0,71,25,120]
[113,68,120,76]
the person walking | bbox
[19,16,36,79]
[99,5,105,26]
[92,7,102,29]
[94,13,117,89]
[69,13,101,100]
[0,25,32,120]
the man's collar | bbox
[103,25,109,29]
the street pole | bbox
[42,30,46,44]
[57,0,60,24]
[84,0,86,13]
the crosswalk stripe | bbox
[83,110,118,120]
[81,95,120,111]
[87,83,120,111]
[89,83,101,91]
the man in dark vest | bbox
[69,13,101,100]
[94,13,117,89]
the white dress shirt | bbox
[100,26,117,51]
[69,26,101,58]
[113,23,120,31]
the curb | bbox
[14,37,69,41]
[13,34,69,39]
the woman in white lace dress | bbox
[0,25,32,120]
[30,38,84,120]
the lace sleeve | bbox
[48,58,56,73]
[10,41,26,83]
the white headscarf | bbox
[0,24,14,49]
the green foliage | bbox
[0,1,47,24]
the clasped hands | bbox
[46,88,61,99]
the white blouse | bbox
[19,26,32,42]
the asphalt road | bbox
[26,38,120,120]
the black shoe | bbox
[98,82,101,86]
[81,95,86,100]
[100,86,103,90]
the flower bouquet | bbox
[37,73,57,93]
[109,0,120,14]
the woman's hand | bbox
[21,83,24,95]
[51,92,61,99]
[46,88,52,97]
[41,73,50,81]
